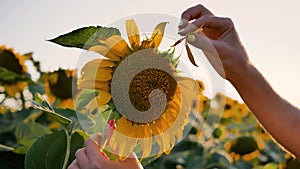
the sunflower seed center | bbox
[111,49,177,123]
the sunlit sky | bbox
[1,0,300,107]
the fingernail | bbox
[109,119,116,129]
[178,20,183,27]
[178,28,185,34]
[109,119,114,127]
[187,34,196,42]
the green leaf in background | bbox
[0,109,32,135]
[14,121,51,154]
[0,67,32,84]
[48,26,121,49]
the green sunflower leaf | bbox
[25,130,67,169]
[68,131,87,166]
[48,26,121,49]
[24,130,86,169]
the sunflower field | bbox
[0,21,300,169]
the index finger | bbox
[179,4,214,29]
[85,134,102,162]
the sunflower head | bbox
[0,46,30,97]
[77,19,203,160]
[0,45,28,75]
[42,69,77,109]
[225,136,261,161]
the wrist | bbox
[227,60,254,85]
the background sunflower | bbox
[0,45,30,98]
[41,69,77,109]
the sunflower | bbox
[78,19,203,159]
[0,45,30,97]
[213,93,249,122]
[42,69,77,109]
[224,136,264,162]
[195,80,209,114]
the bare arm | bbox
[232,60,300,158]
[179,4,300,158]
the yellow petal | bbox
[109,130,137,160]
[141,39,154,49]
[164,109,177,125]
[126,19,140,51]
[150,22,168,48]
[133,124,152,158]
[118,137,137,160]
[99,35,131,58]
[115,117,134,136]
[167,87,181,112]
[95,90,112,105]
[175,128,184,141]
[77,80,110,91]
[82,59,115,71]
[80,67,112,82]
[110,117,138,160]
[150,117,170,136]
[89,45,120,61]
[154,133,174,155]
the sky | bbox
[1,0,300,107]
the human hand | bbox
[178,4,249,82]
[68,133,143,169]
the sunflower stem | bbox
[62,129,71,169]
